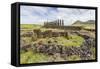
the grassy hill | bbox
[72,20,95,29]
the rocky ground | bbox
[22,36,95,62]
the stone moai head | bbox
[44,22,45,26]
[62,20,64,26]
[58,19,61,26]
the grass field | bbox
[20,50,50,64]
[20,24,95,64]
[32,36,84,47]
[21,24,42,29]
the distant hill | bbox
[86,20,95,23]
[72,20,95,29]
[72,20,95,26]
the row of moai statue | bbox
[44,19,64,28]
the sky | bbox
[20,5,95,25]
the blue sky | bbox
[20,6,95,25]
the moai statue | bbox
[57,20,60,26]
[59,19,61,26]
[46,21,48,27]
[54,21,58,26]
[57,19,59,25]
[44,22,46,27]
[58,19,61,26]
[59,19,62,26]
[44,22,45,25]
[58,19,60,26]
[47,22,49,28]
[62,20,64,26]
[55,20,58,28]
[55,20,58,26]
[54,21,57,26]
[57,20,58,25]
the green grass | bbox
[20,24,94,64]
[20,24,65,32]
[32,35,84,47]
[21,37,32,45]
[21,24,42,29]
[20,50,81,64]
[67,55,81,61]
[56,36,84,47]
[90,47,95,59]
[20,35,84,64]
[20,50,50,64]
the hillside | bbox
[72,20,95,29]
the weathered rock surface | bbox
[30,37,95,60]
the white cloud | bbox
[20,6,95,25]
[56,8,95,25]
